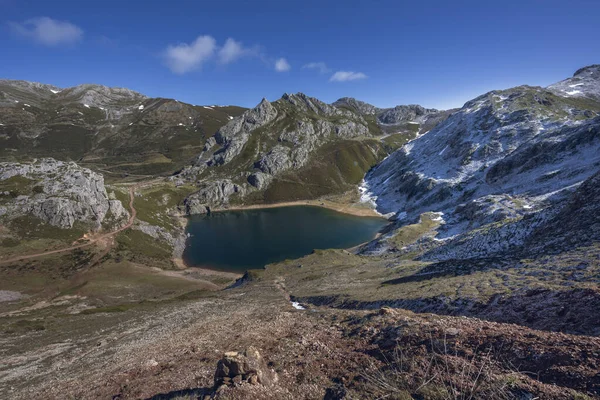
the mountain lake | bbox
[182,206,388,272]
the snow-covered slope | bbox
[364,65,600,256]
[548,64,600,102]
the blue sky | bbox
[1,0,599,109]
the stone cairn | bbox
[213,346,277,389]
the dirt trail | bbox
[0,185,139,264]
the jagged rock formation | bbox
[177,93,383,210]
[177,92,449,212]
[0,79,246,175]
[0,158,128,229]
[333,97,452,133]
[363,65,600,258]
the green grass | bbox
[251,139,388,203]
[3,318,46,334]
[115,229,172,267]
[6,215,85,242]
[0,175,36,198]
[131,183,195,230]
[388,213,441,249]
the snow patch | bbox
[24,104,31,107]
[203,106,213,110]
[291,301,305,310]
[439,145,449,156]
[403,142,414,155]
[228,116,233,120]
[50,89,60,94]
[569,83,584,88]
[430,212,445,222]
[138,105,144,110]
[178,123,184,126]
[84,104,90,108]
[359,179,378,207]
[565,90,582,96]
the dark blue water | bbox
[182,206,387,272]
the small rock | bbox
[446,328,460,336]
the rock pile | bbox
[213,347,276,389]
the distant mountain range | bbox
[0,80,246,175]
[0,79,451,213]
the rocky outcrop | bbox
[214,347,277,389]
[210,98,278,166]
[182,179,245,214]
[247,171,273,190]
[0,158,128,230]
[135,221,186,258]
[333,97,381,115]
[333,97,448,129]
[378,104,440,125]
[256,146,292,175]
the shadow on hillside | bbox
[293,287,600,337]
[382,257,512,285]
[144,387,212,400]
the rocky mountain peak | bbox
[332,97,380,115]
[378,104,440,125]
[57,83,147,109]
[0,79,61,94]
[547,65,600,102]
[279,92,338,116]
[573,64,600,78]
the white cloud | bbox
[275,57,291,72]
[329,71,368,82]
[164,35,217,74]
[303,62,330,74]
[217,38,260,64]
[9,17,83,46]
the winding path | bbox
[0,185,138,265]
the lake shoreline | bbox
[212,199,386,218]
[172,257,244,279]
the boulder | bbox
[247,172,272,190]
